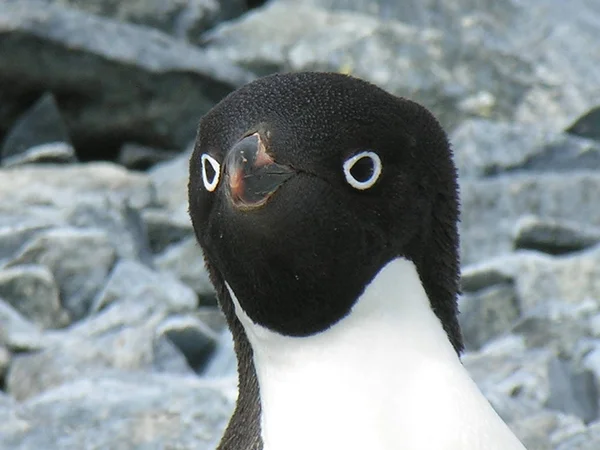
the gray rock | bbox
[148,150,191,224]
[196,306,227,333]
[0,223,50,264]
[513,216,600,256]
[567,106,600,142]
[92,259,197,314]
[546,356,599,424]
[0,298,60,352]
[509,410,585,450]
[461,263,514,293]
[142,208,194,254]
[203,329,236,378]
[555,421,600,450]
[0,344,10,384]
[0,373,235,450]
[6,228,117,321]
[155,236,214,298]
[1,92,75,167]
[451,119,600,178]
[458,282,520,351]
[0,1,254,155]
[152,335,195,374]
[204,2,532,130]
[66,197,153,265]
[156,314,219,372]
[117,143,179,171]
[460,173,600,264]
[36,0,246,40]
[0,265,69,329]
[6,315,181,401]
[0,162,154,211]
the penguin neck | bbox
[227,257,523,450]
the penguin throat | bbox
[226,257,524,450]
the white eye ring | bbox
[201,153,221,192]
[343,151,382,190]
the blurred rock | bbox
[546,356,599,424]
[149,150,191,223]
[513,216,600,256]
[0,373,235,450]
[1,92,76,167]
[567,106,600,142]
[460,173,600,264]
[458,283,520,351]
[0,298,59,352]
[0,344,10,384]
[155,236,214,298]
[0,265,69,329]
[203,329,236,378]
[156,314,219,372]
[117,143,179,171]
[452,119,600,178]
[6,315,189,401]
[510,410,585,450]
[554,420,600,450]
[0,224,50,264]
[37,0,246,39]
[92,259,197,314]
[0,1,254,157]
[6,228,117,321]
[142,208,193,254]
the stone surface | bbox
[451,119,600,178]
[39,0,246,40]
[155,236,215,299]
[203,329,236,378]
[143,208,194,254]
[568,106,600,142]
[460,173,600,264]
[156,314,218,372]
[6,228,117,321]
[117,143,179,171]
[0,265,69,329]
[513,216,600,256]
[0,1,254,156]
[0,373,235,450]
[0,298,58,352]
[92,259,198,314]
[149,150,191,223]
[458,282,520,351]
[546,356,599,424]
[1,92,76,166]
[554,420,600,450]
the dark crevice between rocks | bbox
[246,0,268,10]
[164,329,216,373]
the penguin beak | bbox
[224,133,296,210]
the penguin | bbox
[188,72,526,450]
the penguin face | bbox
[189,72,461,347]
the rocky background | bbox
[1,0,600,448]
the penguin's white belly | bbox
[227,258,526,450]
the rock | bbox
[6,228,117,321]
[0,373,235,449]
[0,162,154,211]
[196,306,227,333]
[458,282,520,351]
[156,315,219,372]
[203,329,236,378]
[6,314,187,401]
[37,0,246,40]
[142,208,193,254]
[555,421,600,450]
[509,410,585,450]
[152,335,195,374]
[155,236,214,299]
[0,298,59,352]
[567,106,600,142]
[546,356,599,424]
[117,143,179,171]
[0,1,254,156]
[0,92,75,167]
[451,119,600,178]
[92,259,197,314]
[148,150,191,223]
[513,216,600,256]
[0,223,50,264]
[0,344,10,385]
[460,173,600,264]
[0,265,69,329]
[66,197,153,265]
[461,262,514,293]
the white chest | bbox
[227,258,526,450]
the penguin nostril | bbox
[201,154,221,192]
[343,151,382,190]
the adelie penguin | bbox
[188,72,527,450]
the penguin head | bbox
[189,72,462,352]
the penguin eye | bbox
[343,151,382,190]
[201,153,221,192]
